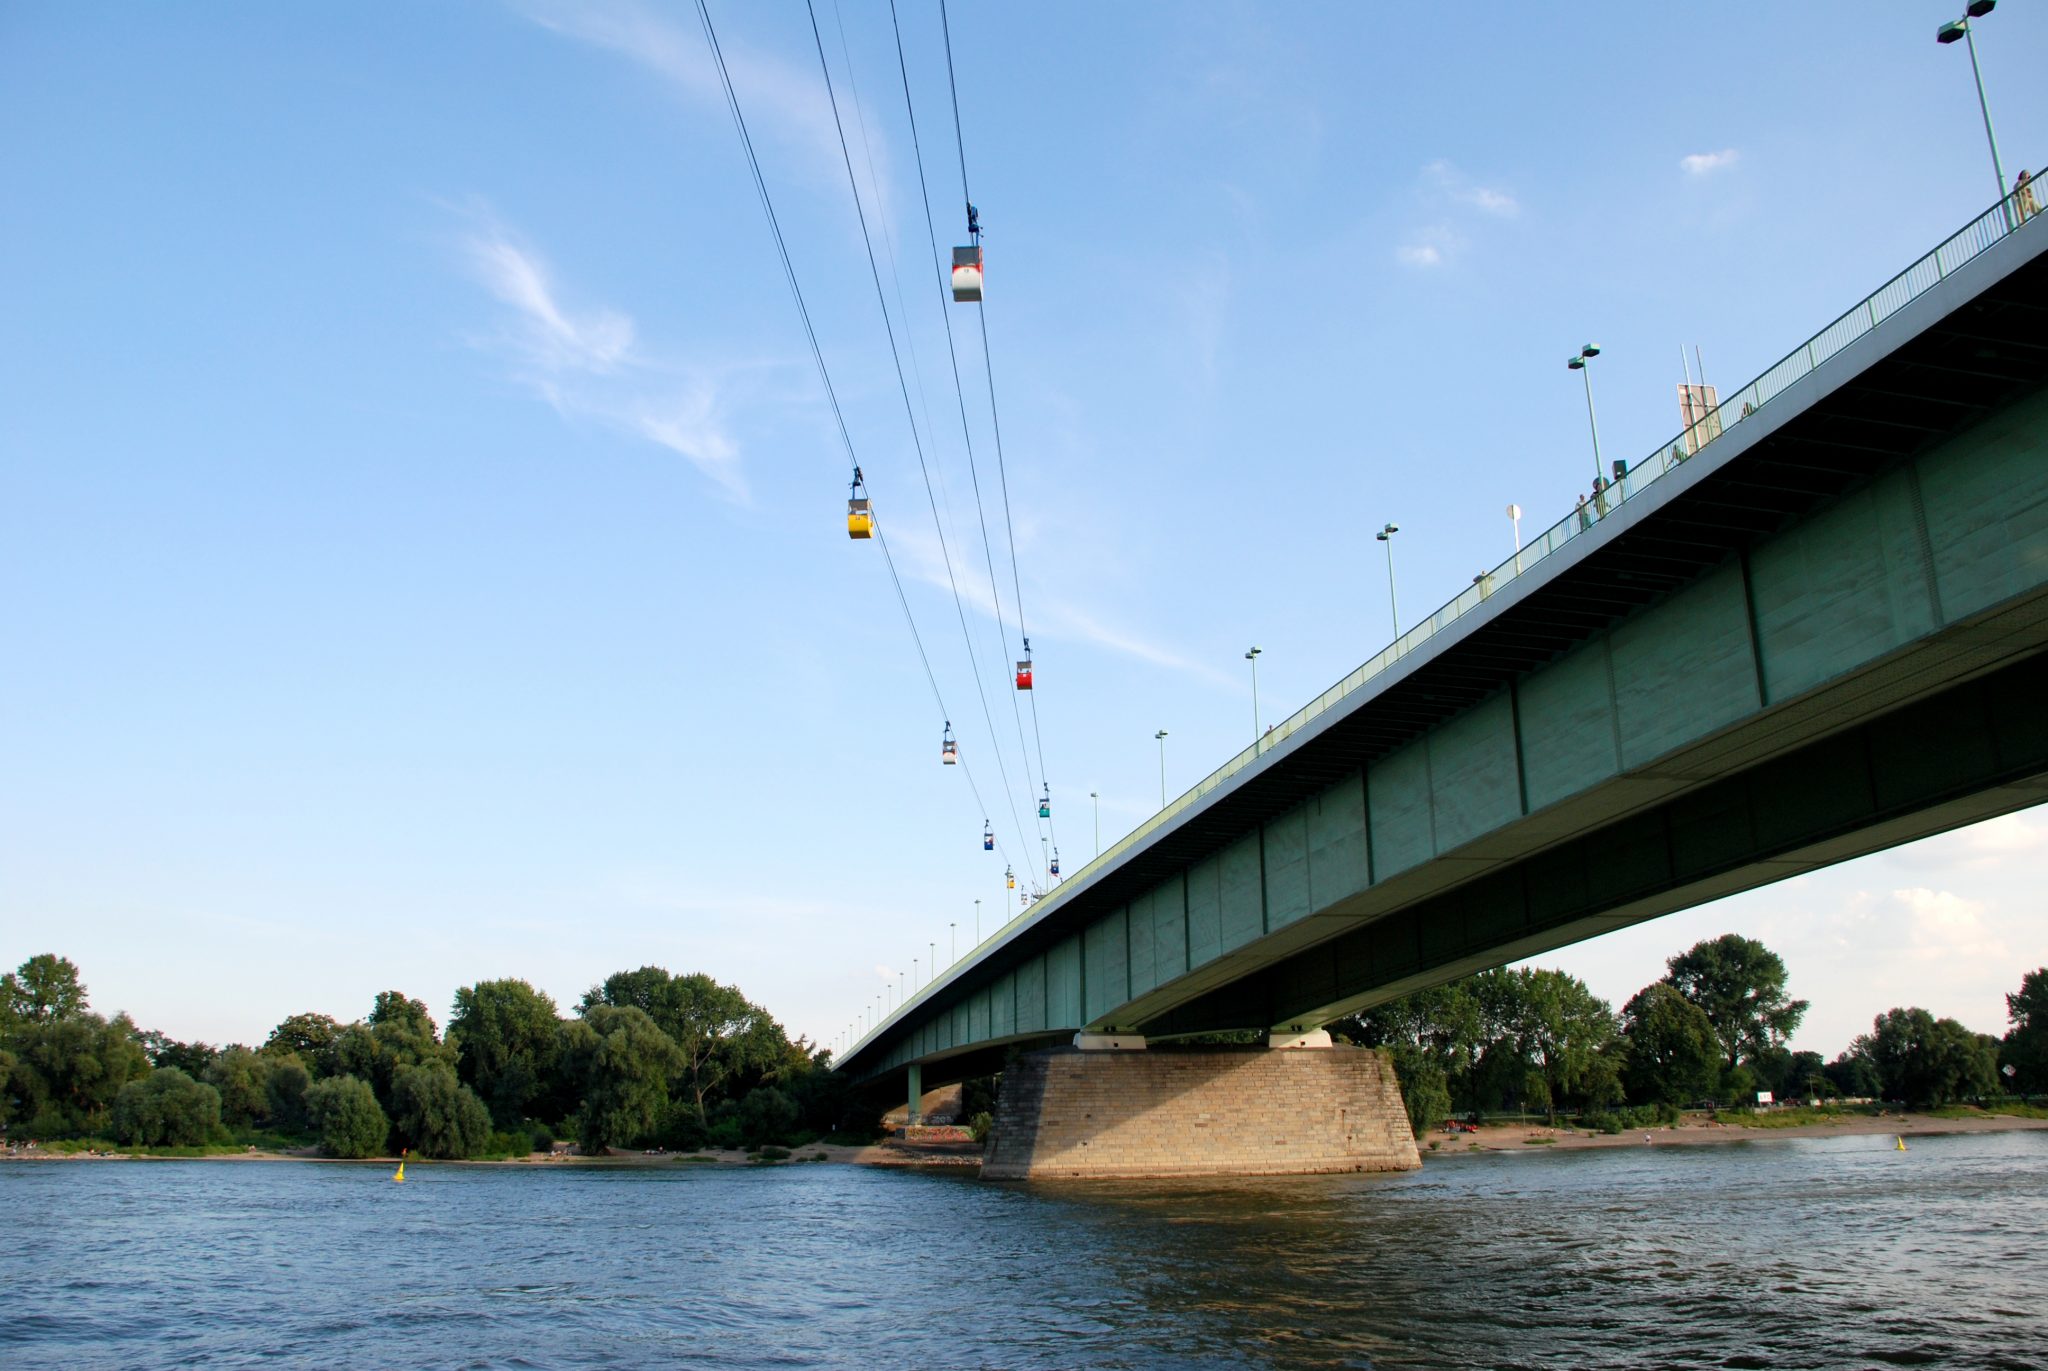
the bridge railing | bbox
[860,175,2043,1057]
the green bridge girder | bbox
[842,207,2048,1088]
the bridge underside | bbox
[844,211,2048,1093]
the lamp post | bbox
[930,941,936,980]
[975,897,981,946]
[950,922,957,963]
[1937,1,2011,227]
[914,956,919,990]
[1245,646,1263,748]
[1154,730,1170,809]
[1090,790,1100,857]
[1567,345,1603,482]
[1507,503,1523,572]
[1375,523,1401,638]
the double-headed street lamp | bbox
[1937,1,2011,227]
[1375,523,1401,638]
[1154,730,1170,810]
[1566,345,1604,482]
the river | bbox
[4,1130,2043,1369]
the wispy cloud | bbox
[458,213,745,497]
[1396,242,1444,269]
[1424,160,1520,218]
[1681,148,1740,176]
[514,0,891,205]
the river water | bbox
[4,1131,2043,1370]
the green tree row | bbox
[1335,935,2044,1134]
[1,956,865,1159]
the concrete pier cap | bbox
[1072,1032,1147,1051]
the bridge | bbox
[841,192,2048,1177]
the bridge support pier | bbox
[906,1062,921,1126]
[981,1044,1418,1181]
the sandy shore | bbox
[1424,1109,2048,1156]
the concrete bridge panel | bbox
[1186,854,1223,966]
[1083,910,1127,1023]
[1610,563,1759,771]
[1366,739,1433,878]
[1049,935,1082,1030]
[1427,692,1521,853]
[1218,832,1264,953]
[1015,954,1046,1034]
[1750,470,1939,704]
[1517,639,1622,812]
[990,970,1016,1039]
[1262,803,1311,929]
[1924,388,2048,622]
[1307,772,1371,909]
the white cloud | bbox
[1424,159,1520,217]
[1397,243,1443,268]
[1681,148,1740,176]
[458,215,747,497]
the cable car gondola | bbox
[1014,657,1033,691]
[942,722,958,765]
[1037,785,1050,819]
[846,467,873,539]
[983,821,994,851]
[951,202,983,302]
[1050,848,1061,877]
[1005,865,1015,890]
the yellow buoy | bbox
[1895,1135,1907,1151]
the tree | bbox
[448,979,563,1128]
[139,1031,218,1078]
[2003,967,2048,1093]
[1826,1041,1883,1099]
[265,1055,313,1133]
[389,1062,492,1159]
[1335,981,1485,1106]
[738,1087,798,1148]
[1380,1043,1453,1137]
[1663,935,1808,1069]
[304,1075,390,1158]
[263,1013,342,1076]
[2,954,88,1024]
[1619,982,1721,1105]
[583,968,787,1124]
[564,1004,685,1153]
[203,1046,274,1128]
[112,1068,221,1147]
[5,1011,151,1136]
[332,991,455,1114]
[1867,1007,2000,1106]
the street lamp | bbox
[1375,523,1401,638]
[1937,1,2011,227]
[1566,345,1604,482]
[1154,730,1170,809]
[914,956,919,989]
[1090,790,1100,857]
[950,921,957,963]
[975,897,982,946]
[1245,646,1263,747]
[1507,503,1523,571]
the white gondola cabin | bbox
[951,244,983,303]
[1005,865,1015,890]
[942,723,958,765]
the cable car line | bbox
[801,0,1037,862]
[886,0,1052,879]
[938,0,1059,877]
[694,0,1024,868]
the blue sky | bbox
[3,2,2044,1059]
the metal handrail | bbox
[852,174,2043,1061]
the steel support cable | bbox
[938,0,1058,876]
[803,0,1035,863]
[694,0,1020,871]
[885,0,1051,870]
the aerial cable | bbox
[886,0,1052,873]
[937,0,1059,874]
[803,0,1036,863]
[694,0,1021,867]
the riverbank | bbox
[1425,1106,2048,1156]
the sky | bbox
[3,2,2045,1063]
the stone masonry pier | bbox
[980,1045,1419,1181]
